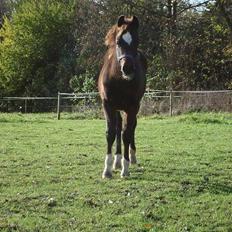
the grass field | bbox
[0,112,232,232]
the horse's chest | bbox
[106,83,139,109]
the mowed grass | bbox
[0,112,232,232]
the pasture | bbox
[0,113,232,232]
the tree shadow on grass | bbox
[129,165,232,196]
[0,118,51,123]
[208,182,232,195]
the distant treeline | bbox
[0,0,231,97]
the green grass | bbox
[0,112,232,232]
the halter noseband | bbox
[116,45,137,69]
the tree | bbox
[146,0,232,90]
[0,0,9,28]
[1,0,231,98]
[0,0,75,96]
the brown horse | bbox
[98,15,147,178]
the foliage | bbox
[70,69,96,93]
[0,112,232,231]
[0,0,232,97]
[0,0,75,96]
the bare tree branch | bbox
[177,0,213,16]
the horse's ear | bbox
[131,16,139,29]
[117,15,125,27]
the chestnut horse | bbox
[98,16,147,178]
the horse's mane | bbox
[105,25,117,47]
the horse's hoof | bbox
[113,163,122,170]
[102,171,112,179]
[120,172,130,178]
[130,156,137,164]
[113,154,122,170]
[129,149,137,164]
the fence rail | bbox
[46,90,232,119]
[1,90,232,118]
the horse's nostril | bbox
[122,63,133,75]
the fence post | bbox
[24,99,27,113]
[169,90,173,116]
[57,92,61,120]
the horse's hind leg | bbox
[102,102,116,179]
[113,111,122,170]
[121,110,137,177]
[129,118,137,164]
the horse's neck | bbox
[107,47,116,62]
[106,47,120,77]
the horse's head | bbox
[116,16,139,81]
[105,16,139,81]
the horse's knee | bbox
[122,128,133,144]
[122,129,130,144]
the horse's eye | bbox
[116,38,122,46]
[116,37,122,45]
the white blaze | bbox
[122,32,132,45]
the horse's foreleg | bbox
[121,111,137,177]
[102,103,116,179]
[113,111,122,170]
[129,118,137,164]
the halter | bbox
[116,45,137,70]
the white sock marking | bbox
[113,154,122,170]
[121,158,130,177]
[129,148,137,164]
[102,154,113,178]
[122,32,132,45]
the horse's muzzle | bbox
[120,58,135,80]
